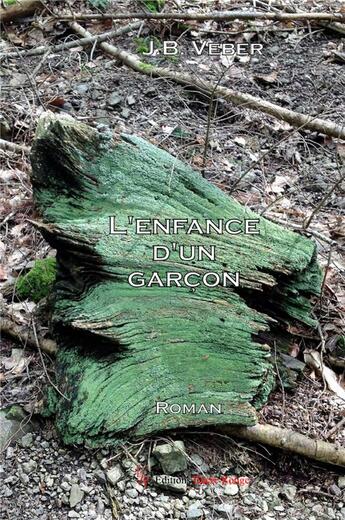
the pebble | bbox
[224,484,239,496]
[22,460,37,474]
[126,488,139,499]
[281,483,297,501]
[329,484,342,497]
[19,433,34,448]
[126,95,136,106]
[186,503,203,519]
[69,484,84,507]
[338,477,345,489]
[108,93,122,107]
[106,465,123,486]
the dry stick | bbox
[0,21,141,60]
[222,423,345,467]
[303,173,345,229]
[1,317,57,356]
[325,417,345,440]
[58,10,345,22]
[201,70,227,177]
[70,22,345,140]
[0,0,43,22]
[256,0,345,35]
[0,138,30,154]
[31,320,68,400]
[263,215,338,247]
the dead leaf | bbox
[233,136,246,147]
[289,343,300,358]
[1,348,30,375]
[304,350,345,401]
[269,175,292,195]
[253,70,279,84]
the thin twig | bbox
[31,320,68,401]
[303,173,345,229]
[0,22,141,60]
[201,70,227,177]
[324,416,345,440]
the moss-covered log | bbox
[30,113,321,447]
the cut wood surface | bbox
[30,113,321,446]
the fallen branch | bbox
[1,318,57,356]
[223,423,345,467]
[0,0,43,22]
[256,0,345,35]
[0,138,30,153]
[57,10,345,22]
[70,22,345,140]
[0,21,141,60]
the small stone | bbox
[108,93,122,107]
[281,484,297,501]
[68,512,80,518]
[224,484,239,496]
[106,464,123,486]
[187,503,203,519]
[117,480,126,491]
[274,505,285,512]
[329,484,342,497]
[126,95,136,106]
[69,484,84,507]
[121,108,130,119]
[75,83,89,95]
[153,475,187,494]
[22,460,37,474]
[61,481,71,492]
[153,441,187,475]
[126,488,138,499]
[338,477,345,489]
[214,503,234,517]
[19,433,34,448]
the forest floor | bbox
[0,1,344,519]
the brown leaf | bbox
[47,96,65,109]
[253,70,279,84]
[289,343,300,358]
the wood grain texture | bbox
[31,113,321,447]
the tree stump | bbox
[31,113,321,447]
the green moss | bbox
[134,36,161,55]
[16,258,56,303]
[30,115,321,447]
[142,0,165,12]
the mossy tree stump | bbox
[31,113,321,447]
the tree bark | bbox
[223,424,345,467]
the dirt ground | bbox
[0,1,344,519]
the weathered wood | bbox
[30,113,321,447]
